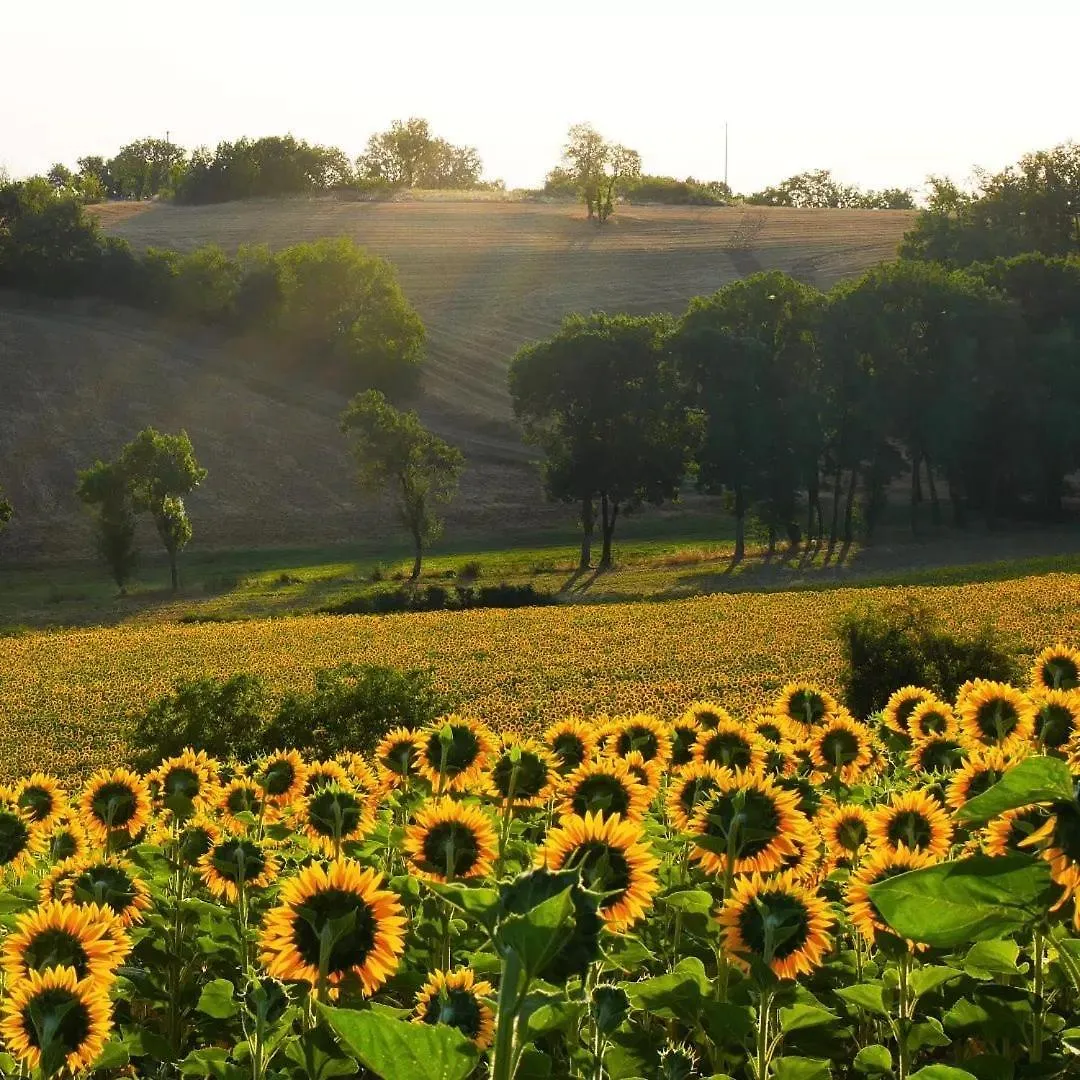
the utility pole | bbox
[724,122,729,190]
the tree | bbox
[340,391,464,580]
[509,313,700,569]
[75,461,139,591]
[356,119,483,189]
[106,137,187,199]
[748,169,862,208]
[559,124,641,223]
[0,487,12,536]
[119,428,207,590]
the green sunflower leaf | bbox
[954,756,1076,823]
[770,1056,832,1080]
[423,880,500,933]
[779,1003,839,1034]
[853,1045,892,1075]
[318,1004,479,1080]
[834,983,888,1017]
[908,1068,977,1080]
[196,979,238,1019]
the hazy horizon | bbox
[3,0,1077,196]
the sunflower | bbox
[199,837,280,903]
[217,778,270,834]
[79,768,152,846]
[748,712,797,746]
[413,968,495,1049]
[3,901,128,985]
[34,816,92,865]
[777,830,828,887]
[1030,644,1080,693]
[687,770,812,876]
[846,845,937,946]
[15,774,68,831]
[680,701,736,732]
[668,716,701,767]
[907,734,966,774]
[418,716,497,794]
[256,750,309,808]
[869,790,954,859]
[0,966,112,1073]
[559,758,652,822]
[260,857,406,995]
[1018,802,1080,927]
[946,746,1026,811]
[692,721,766,774]
[604,714,672,766]
[338,754,380,795]
[882,687,937,736]
[536,812,660,932]
[906,700,958,741]
[167,813,224,866]
[816,801,872,866]
[983,805,1051,857]
[0,796,37,876]
[302,759,352,796]
[487,739,559,807]
[375,728,422,787]
[665,762,731,832]
[717,871,832,979]
[150,749,219,815]
[1033,689,1080,750]
[957,681,1037,750]
[300,782,375,856]
[543,718,599,776]
[808,712,875,783]
[619,751,664,800]
[403,800,498,882]
[774,683,838,729]
[61,856,152,927]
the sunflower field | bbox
[0,647,1079,1078]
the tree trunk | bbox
[767,523,777,559]
[168,545,179,592]
[909,449,920,535]
[948,468,967,528]
[843,467,859,544]
[925,457,941,526]
[829,465,843,545]
[579,496,594,570]
[733,486,746,562]
[599,493,619,569]
[410,527,423,581]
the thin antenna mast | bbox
[724,122,729,190]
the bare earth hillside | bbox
[0,200,911,557]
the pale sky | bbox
[3,0,1076,196]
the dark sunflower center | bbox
[1038,704,1076,749]
[21,989,91,1053]
[896,698,923,727]
[163,768,201,800]
[1052,804,1080,862]
[210,839,268,883]
[565,841,632,902]
[570,775,632,818]
[678,777,720,818]
[917,739,964,773]
[699,789,780,857]
[491,752,548,801]
[1042,657,1079,691]
[702,733,753,770]
[50,831,79,862]
[179,826,214,864]
[695,711,723,730]
[1006,809,1048,850]
[670,728,696,766]
[886,811,934,851]
[974,699,1020,742]
[756,722,783,743]
[90,783,138,829]
[615,727,659,761]
[18,786,55,822]
[735,891,811,961]
[819,729,861,766]
[425,726,481,777]
[24,930,91,979]
[0,811,30,865]
[550,734,586,773]
[420,821,481,878]
[915,710,949,736]
[966,769,1002,801]
[226,786,262,817]
[292,888,377,975]
[261,761,297,796]
[304,772,337,796]
[422,986,483,1039]
[836,816,868,851]
[789,691,827,726]
[381,740,417,776]
[71,866,138,918]
[307,791,366,839]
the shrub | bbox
[320,582,555,615]
[835,597,1020,718]
[127,674,270,770]
[265,663,450,758]
[458,559,483,582]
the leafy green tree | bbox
[340,391,464,580]
[106,137,187,199]
[356,118,483,189]
[0,487,12,536]
[119,428,207,590]
[509,313,700,569]
[748,169,862,208]
[558,124,641,223]
[75,461,139,591]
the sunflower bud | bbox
[589,982,629,1035]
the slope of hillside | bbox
[1,200,911,558]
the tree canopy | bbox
[554,124,642,223]
[747,168,914,209]
[356,118,484,189]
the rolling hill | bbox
[0,199,912,558]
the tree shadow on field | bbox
[559,567,603,595]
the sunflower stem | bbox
[756,985,774,1080]
[1032,926,1045,1063]
[896,951,912,1080]
[491,950,524,1080]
